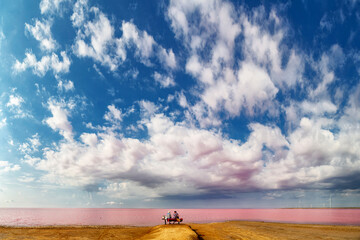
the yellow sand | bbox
[1,221,360,239]
[139,225,198,240]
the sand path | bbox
[139,225,198,240]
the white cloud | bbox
[93,64,105,79]
[25,19,57,52]
[80,133,98,147]
[19,134,41,154]
[21,89,360,199]
[119,21,155,63]
[6,95,24,108]
[167,2,189,38]
[72,5,177,71]
[139,100,158,117]
[6,94,31,118]
[13,51,70,76]
[176,91,188,108]
[157,47,177,69]
[73,8,119,71]
[57,80,75,92]
[23,111,284,194]
[320,14,333,31]
[40,0,69,15]
[99,182,158,200]
[104,201,123,206]
[153,72,175,88]
[52,52,71,73]
[301,100,337,116]
[11,0,359,203]
[0,30,5,54]
[45,99,73,141]
[18,176,35,183]
[167,2,305,126]
[202,62,278,117]
[0,30,4,41]
[0,161,20,173]
[71,0,89,27]
[185,55,202,76]
[104,104,122,124]
[310,45,345,99]
[0,118,6,128]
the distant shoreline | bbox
[0,207,360,210]
[281,207,360,209]
[1,208,359,227]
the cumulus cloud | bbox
[25,19,57,52]
[21,73,359,199]
[13,51,70,76]
[45,99,73,141]
[10,0,359,204]
[6,111,292,192]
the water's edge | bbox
[1,208,359,227]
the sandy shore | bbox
[1,221,360,239]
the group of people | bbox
[166,210,180,220]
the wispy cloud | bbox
[13,51,70,76]
[0,161,20,173]
[39,0,70,15]
[72,6,177,72]
[25,18,57,52]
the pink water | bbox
[0,208,359,227]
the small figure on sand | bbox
[173,210,180,222]
[162,210,183,224]
[166,211,171,220]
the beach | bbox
[1,221,360,239]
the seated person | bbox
[173,211,179,221]
[166,211,171,220]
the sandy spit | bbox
[1,221,360,239]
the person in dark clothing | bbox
[173,210,179,221]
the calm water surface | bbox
[0,208,359,227]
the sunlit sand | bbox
[1,221,360,239]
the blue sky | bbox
[0,0,359,208]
